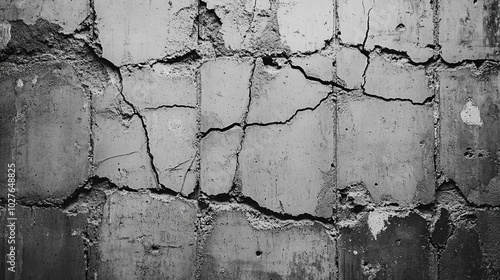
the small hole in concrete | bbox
[256,250,262,256]
[396,23,406,32]
[353,205,365,213]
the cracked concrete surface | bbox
[1,0,500,279]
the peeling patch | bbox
[367,211,390,240]
[460,99,483,126]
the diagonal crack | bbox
[94,141,147,166]
[287,59,355,93]
[246,92,335,127]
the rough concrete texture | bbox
[240,98,335,217]
[98,192,197,280]
[338,0,434,62]
[439,67,500,206]
[439,209,500,279]
[0,60,90,202]
[247,58,332,124]
[201,211,336,279]
[202,0,332,54]
[440,0,500,63]
[122,63,198,110]
[143,108,198,195]
[365,55,432,103]
[2,0,500,279]
[201,57,253,131]
[338,97,435,205]
[201,127,243,196]
[0,0,89,34]
[339,212,431,279]
[94,0,197,66]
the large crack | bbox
[114,69,163,191]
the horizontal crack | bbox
[143,104,197,111]
[201,191,334,225]
[363,91,435,105]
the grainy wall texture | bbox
[0,0,499,279]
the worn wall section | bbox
[1,0,500,279]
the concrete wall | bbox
[0,0,499,279]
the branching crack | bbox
[179,156,197,196]
[115,69,163,190]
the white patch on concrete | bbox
[460,99,483,126]
[32,75,38,85]
[0,21,11,49]
[367,211,390,240]
[16,79,24,88]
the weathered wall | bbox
[0,0,499,279]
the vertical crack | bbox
[115,69,162,190]
[233,59,257,194]
[360,5,373,91]
[362,6,373,51]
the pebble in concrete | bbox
[122,63,197,110]
[0,207,86,279]
[338,0,434,62]
[276,0,334,53]
[365,55,432,103]
[338,97,434,205]
[0,62,90,202]
[439,68,500,206]
[336,47,367,89]
[247,58,332,124]
[0,0,89,34]
[94,114,157,190]
[290,53,335,82]
[143,108,197,195]
[440,0,500,63]
[338,212,431,279]
[201,57,253,131]
[201,211,336,279]
[98,192,197,280]
[240,99,335,217]
[94,0,197,66]
[201,127,243,196]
